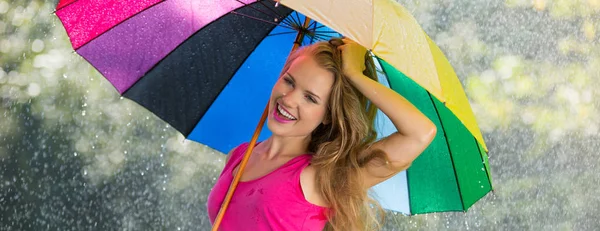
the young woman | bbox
[207,38,437,231]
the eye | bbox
[305,95,317,104]
[283,77,294,86]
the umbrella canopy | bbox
[56,0,492,215]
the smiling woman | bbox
[207,38,437,231]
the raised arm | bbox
[338,38,437,188]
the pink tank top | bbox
[207,143,328,231]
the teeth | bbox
[277,104,297,120]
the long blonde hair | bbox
[280,38,388,230]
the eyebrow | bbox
[286,72,322,102]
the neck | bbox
[258,134,312,160]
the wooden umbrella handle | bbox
[211,104,269,231]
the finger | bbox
[341,37,356,44]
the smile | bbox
[276,103,297,121]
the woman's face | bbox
[267,55,335,138]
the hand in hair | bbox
[335,38,368,78]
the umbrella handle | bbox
[211,103,269,231]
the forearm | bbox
[347,72,436,141]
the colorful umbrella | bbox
[55,0,492,218]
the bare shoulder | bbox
[300,165,329,207]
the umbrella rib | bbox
[313,25,328,30]
[292,11,304,28]
[239,0,295,27]
[281,17,296,29]
[427,92,466,211]
[282,10,296,27]
[63,0,166,50]
[474,137,493,189]
[307,20,317,30]
[231,11,296,31]
[266,31,301,37]
[234,0,288,26]
[284,10,301,28]
[255,0,286,19]
[308,21,317,44]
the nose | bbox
[280,90,298,108]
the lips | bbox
[273,102,297,123]
[277,103,297,120]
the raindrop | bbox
[73,152,77,157]
[141,171,145,176]
[31,39,44,52]
[81,110,86,116]
[0,2,8,14]
[27,83,41,97]
[83,170,87,175]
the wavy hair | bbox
[279,38,389,231]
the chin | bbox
[266,117,286,136]
[267,121,318,139]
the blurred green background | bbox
[1,0,599,230]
